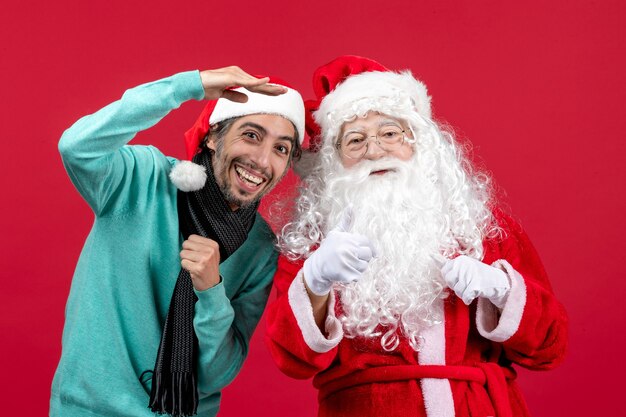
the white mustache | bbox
[340,158,411,182]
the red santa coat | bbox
[265,211,568,417]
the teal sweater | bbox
[51,71,278,416]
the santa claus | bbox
[265,56,568,417]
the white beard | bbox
[280,124,497,351]
[322,156,453,351]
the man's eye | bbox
[276,144,290,155]
[243,132,259,141]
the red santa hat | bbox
[304,55,432,152]
[170,77,305,192]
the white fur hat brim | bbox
[314,70,431,142]
[210,86,305,143]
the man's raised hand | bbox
[199,66,287,102]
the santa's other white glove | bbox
[441,255,511,309]
[303,209,377,296]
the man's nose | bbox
[250,141,273,168]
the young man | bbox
[51,66,304,417]
[266,56,568,417]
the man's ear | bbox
[205,134,217,151]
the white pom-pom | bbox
[169,161,207,192]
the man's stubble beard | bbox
[210,142,284,210]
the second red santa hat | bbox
[304,55,432,151]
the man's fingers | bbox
[224,67,285,95]
[187,234,217,244]
[237,75,270,86]
[180,249,204,262]
[182,240,211,252]
[221,89,249,103]
[219,82,285,102]
[227,65,263,80]
[181,258,196,273]
[183,235,220,254]
[246,83,288,96]
[201,66,284,101]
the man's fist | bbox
[180,234,221,291]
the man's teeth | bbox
[235,166,263,185]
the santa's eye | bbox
[345,136,366,147]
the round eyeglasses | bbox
[336,126,407,159]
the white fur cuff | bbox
[476,259,527,342]
[287,271,343,353]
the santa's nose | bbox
[363,138,386,159]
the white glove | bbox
[303,209,377,296]
[441,255,511,308]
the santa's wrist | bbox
[303,276,331,304]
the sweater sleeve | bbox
[192,228,278,396]
[265,255,340,380]
[58,71,205,215]
[476,210,569,370]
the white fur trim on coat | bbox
[419,298,455,417]
[476,259,527,342]
[287,271,343,353]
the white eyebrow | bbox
[343,120,403,136]
[343,128,367,135]
[377,119,403,127]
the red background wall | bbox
[1,1,624,415]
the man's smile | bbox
[232,162,269,192]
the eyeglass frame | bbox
[335,127,411,160]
